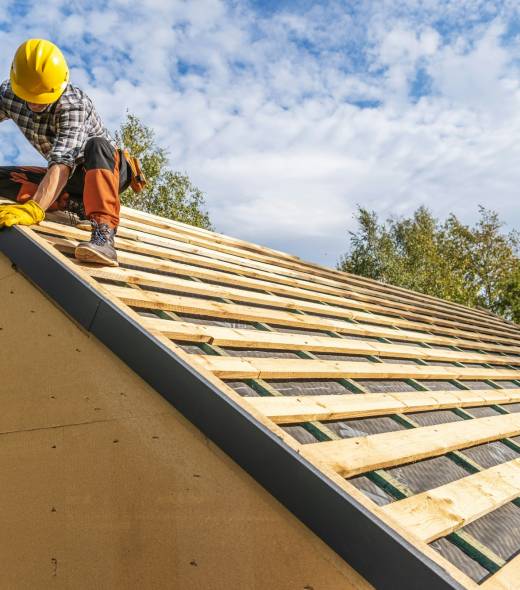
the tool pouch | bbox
[122,149,148,193]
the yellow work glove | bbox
[0,201,45,228]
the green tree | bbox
[496,261,520,323]
[338,206,519,322]
[115,113,212,229]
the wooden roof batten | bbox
[0,204,519,590]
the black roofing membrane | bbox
[228,299,301,312]
[348,475,394,506]
[173,312,257,329]
[462,441,519,469]
[498,380,520,388]
[313,352,374,362]
[407,410,463,426]
[261,325,332,337]
[269,379,350,396]
[223,347,301,359]
[226,380,259,397]
[460,380,496,390]
[380,357,422,365]
[426,360,459,367]
[417,380,460,390]
[465,406,501,418]
[179,344,206,355]
[430,539,500,583]
[504,402,520,413]
[355,379,417,392]
[282,425,318,445]
[324,416,405,438]
[388,456,469,495]
[461,503,520,561]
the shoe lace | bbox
[91,221,112,246]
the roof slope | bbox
[1,204,519,590]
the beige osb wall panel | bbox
[0,254,371,590]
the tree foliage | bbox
[338,206,520,323]
[115,113,212,230]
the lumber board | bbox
[120,206,485,319]
[41,220,516,340]
[382,459,520,542]
[245,389,520,424]
[103,283,520,356]
[79,263,520,345]
[34,222,515,336]
[122,207,510,328]
[120,206,299,262]
[117,221,348,289]
[93,260,516,340]
[56,234,484,338]
[192,355,520,381]
[141,317,520,366]
[480,554,520,589]
[20,201,515,332]
[51,235,520,349]
[300,413,520,477]
[119,211,312,270]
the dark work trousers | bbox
[0,137,130,228]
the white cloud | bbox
[0,0,519,266]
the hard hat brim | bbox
[10,76,67,104]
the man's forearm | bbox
[32,164,71,211]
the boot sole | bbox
[75,245,119,267]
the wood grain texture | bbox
[141,316,520,366]
[382,459,520,542]
[246,390,520,424]
[300,414,520,477]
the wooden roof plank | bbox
[193,355,520,381]
[245,390,520,424]
[120,205,300,262]
[140,316,520,366]
[77,263,520,345]
[382,459,520,543]
[120,206,513,328]
[101,282,520,355]
[300,413,520,478]
[35,221,516,336]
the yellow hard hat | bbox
[10,39,69,104]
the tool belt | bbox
[122,149,148,193]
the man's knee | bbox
[84,137,116,170]
[84,136,113,157]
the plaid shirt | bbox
[0,80,115,171]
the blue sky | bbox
[1,0,519,266]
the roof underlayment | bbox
[1,204,519,590]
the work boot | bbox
[75,220,118,267]
[66,198,91,230]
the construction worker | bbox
[0,39,128,266]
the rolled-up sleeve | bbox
[47,104,87,169]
